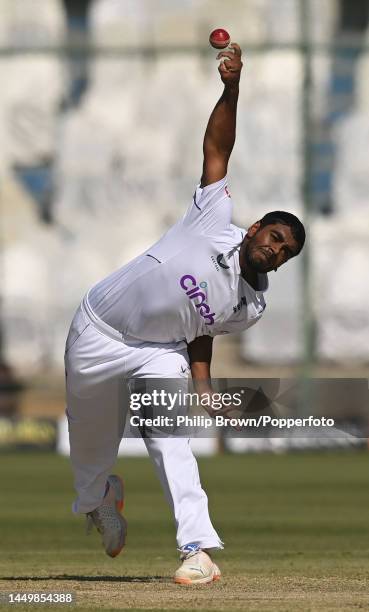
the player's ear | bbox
[246,221,261,238]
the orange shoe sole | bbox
[174,572,220,585]
[114,475,125,512]
[108,475,126,557]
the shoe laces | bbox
[180,543,201,561]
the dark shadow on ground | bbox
[0,575,167,583]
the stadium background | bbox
[0,1,369,610]
[0,0,368,445]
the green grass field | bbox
[1,450,369,611]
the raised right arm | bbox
[200,43,243,187]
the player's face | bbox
[244,222,299,273]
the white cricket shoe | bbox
[174,546,221,585]
[86,474,127,558]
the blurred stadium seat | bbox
[0,0,368,377]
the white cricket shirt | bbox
[88,176,268,346]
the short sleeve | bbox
[182,176,233,236]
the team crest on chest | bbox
[211,253,230,272]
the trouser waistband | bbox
[82,293,187,352]
[82,294,125,343]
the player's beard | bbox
[244,241,274,273]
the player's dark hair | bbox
[258,211,305,254]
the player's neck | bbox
[239,244,259,290]
[241,267,259,290]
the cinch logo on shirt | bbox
[180,275,216,325]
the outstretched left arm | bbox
[187,335,213,397]
[188,336,240,422]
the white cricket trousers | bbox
[64,295,223,551]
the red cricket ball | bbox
[209,28,231,49]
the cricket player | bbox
[65,42,305,585]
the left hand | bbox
[197,390,247,431]
[217,43,243,86]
